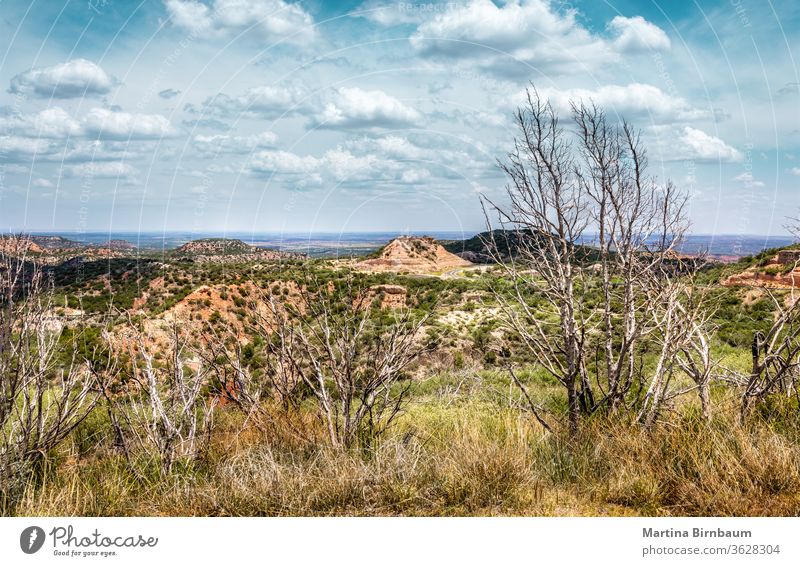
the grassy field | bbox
[12,367,800,517]
[4,243,800,517]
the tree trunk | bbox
[566,377,580,437]
[699,380,711,422]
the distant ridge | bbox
[440,229,602,265]
[356,236,471,274]
[175,238,254,256]
[173,238,302,263]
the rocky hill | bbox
[28,235,82,249]
[175,238,255,256]
[723,246,800,288]
[356,236,472,274]
[174,238,301,263]
[0,237,44,255]
[441,229,602,265]
[103,239,137,250]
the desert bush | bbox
[0,238,100,512]
[109,321,216,476]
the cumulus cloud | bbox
[192,131,277,154]
[9,59,115,99]
[158,88,181,99]
[0,132,146,164]
[650,126,742,163]
[400,168,431,183]
[164,0,315,45]
[188,84,309,119]
[250,149,320,175]
[354,0,431,26]
[313,87,422,129]
[345,133,492,177]
[790,167,800,176]
[533,83,710,123]
[0,107,82,138]
[2,106,177,142]
[82,108,177,140]
[193,84,421,129]
[409,0,668,77]
[0,135,51,159]
[410,0,601,75]
[250,133,494,187]
[734,172,765,188]
[64,161,138,179]
[681,127,742,162]
[608,16,671,52]
[32,178,54,188]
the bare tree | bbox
[198,294,306,440]
[266,272,429,449]
[484,88,695,433]
[483,89,590,435]
[0,236,99,509]
[636,265,714,426]
[675,287,716,421]
[112,319,216,475]
[573,102,690,412]
[740,288,800,420]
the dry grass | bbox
[11,375,800,517]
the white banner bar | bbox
[1,517,797,565]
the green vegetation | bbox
[4,234,800,517]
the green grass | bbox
[10,366,800,517]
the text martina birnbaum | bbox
[643,528,752,538]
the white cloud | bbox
[401,168,431,183]
[189,84,309,119]
[159,88,181,99]
[0,107,82,138]
[82,108,177,140]
[0,107,175,143]
[409,0,668,78]
[608,16,671,52]
[681,127,742,162]
[313,87,422,129]
[533,83,710,123]
[32,178,54,188]
[58,140,146,164]
[354,135,425,160]
[32,107,82,138]
[250,149,320,174]
[789,167,800,176]
[250,133,495,186]
[354,0,430,25]
[250,147,388,181]
[65,161,138,179]
[734,172,765,188]
[345,134,491,175]
[409,0,603,75]
[192,131,277,154]
[164,0,315,45]
[9,59,115,99]
[0,135,52,159]
[650,126,742,163]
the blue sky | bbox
[0,0,798,236]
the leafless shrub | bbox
[250,272,430,449]
[198,303,309,445]
[110,320,216,476]
[739,288,800,420]
[637,273,716,426]
[0,236,99,509]
[483,88,698,433]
